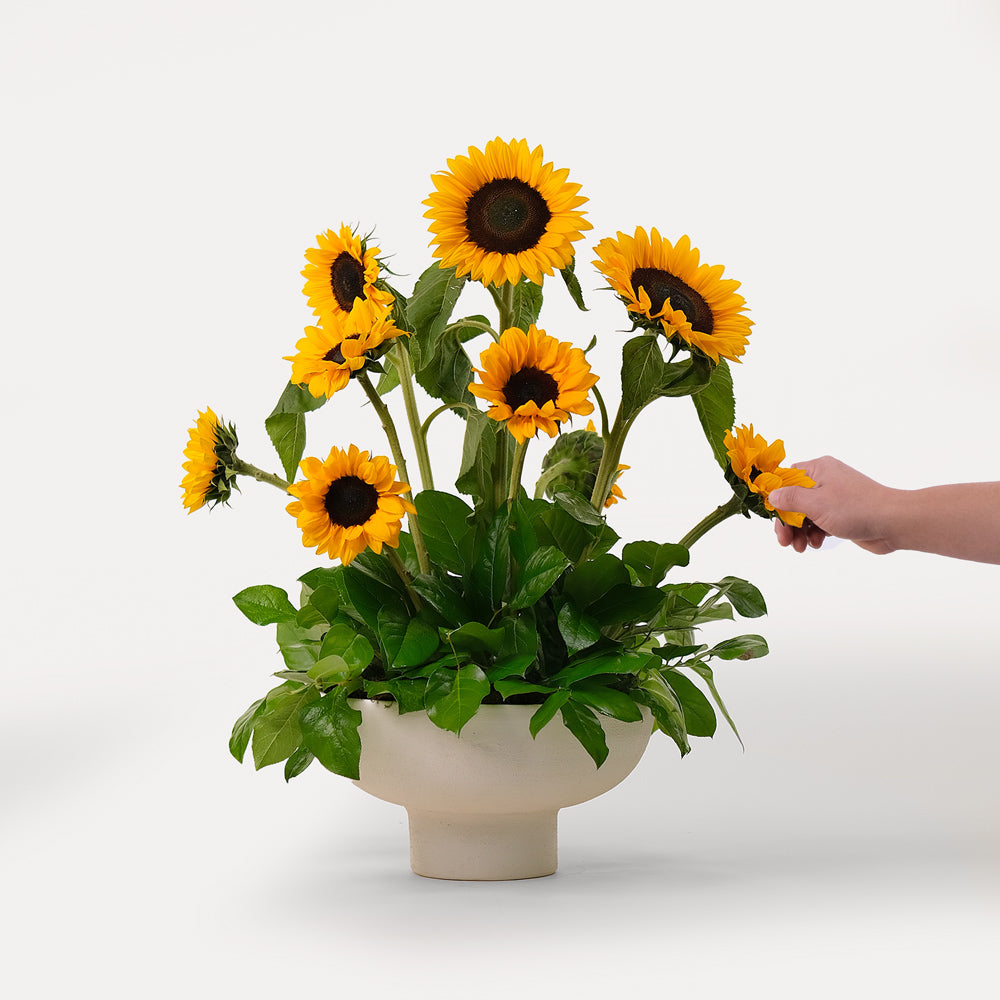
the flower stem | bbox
[508,438,529,502]
[677,494,744,550]
[385,547,422,612]
[357,370,430,575]
[231,458,290,492]
[391,341,435,491]
[589,407,632,510]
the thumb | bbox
[768,484,815,512]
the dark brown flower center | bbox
[464,178,551,254]
[631,267,714,334]
[503,366,560,410]
[749,465,763,482]
[324,475,379,527]
[330,251,367,312]
[322,335,360,367]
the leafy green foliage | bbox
[264,382,327,482]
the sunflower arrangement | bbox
[183,137,813,779]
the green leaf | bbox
[229,698,265,763]
[619,336,665,422]
[318,623,375,672]
[691,359,736,470]
[284,748,314,781]
[550,650,650,687]
[251,687,317,769]
[275,620,324,671]
[621,540,690,587]
[664,671,717,737]
[688,662,742,747]
[556,599,601,656]
[455,410,497,509]
[559,257,588,311]
[535,502,613,564]
[560,700,609,768]
[424,663,490,734]
[494,679,556,699]
[509,547,570,610]
[589,583,665,627]
[530,690,571,737]
[363,678,427,714]
[571,683,643,723]
[409,574,472,626]
[653,355,713,399]
[716,577,767,618]
[268,380,330,416]
[299,689,363,780]
[563,553,630,609]
[414,324,480,412]
[406,263,466,370]
[415,491,474,575]
[443,621,505,659]
[232,585,298,626]
[635,670,690,756]
[342,565,406,631]
[306,654,352,684]
[510,278,543,329]
[471,504,512,612]
[264,412,307,484]
[392,615,441,668]
[709,634,769,660]
[553,489,605,526]
[305,584,342,623]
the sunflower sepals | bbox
[181,139,810,788]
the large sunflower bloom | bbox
[180,407,238,512]
[301,225,394,325]
[424,137,592,287]
[469,325,597,444]
[593,227,752,364]
[285,444,415,565]
[724,424,814,526]
[284,300,404,398]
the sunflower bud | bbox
[536,427,605,500]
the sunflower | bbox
[301,225,394,325]
[424,137,592,287]
[180,407,239,512]
[469,325,598,444]
[724,424,814,526]
[284,300,404,398]
[285,444,415,565]
[604,464,630,509]
[592,227,752,364]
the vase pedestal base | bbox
[407,808,558,881]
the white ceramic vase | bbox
[351,699,653,881]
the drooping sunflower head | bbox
[724,424,814,526]
[593,227,752,364]
[180,408,239,512]
[284,300,404,399]
[469,325,598,444]
[285,444,415,565]
[424,137,592,287]
[301,225,395,326]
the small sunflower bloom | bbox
[284,300,404,398]
[285,444,415,565]
[301,225,394,326]
[469,325,598,444]
[180,408,239,512]
[424,137,592,288]
[604,464,630,509]
[593,227,752,364]
[724,424,814,526]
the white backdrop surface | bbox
[3,1,1000,996]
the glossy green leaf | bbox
[443,621,505,658]
[664,671,717,737]
[415,491,474,575]
[424,663,490,734]
[553,489,605,526]
[508,547,570,610]
[455,410,497,509]
[556,599,601,655]
[494,679,556,699]
[589,583,665,627]
[232,585,297,626]
[284,748,314,781]
[621,540,690,586]
[306,654,352,684]
[688,662,742,747]
[530,690,571,737]
[692,359,736,469]
[709,634,769,660]
[570,683,643,723]
[275,620,323,671]
[405,263,466,370]
[264,412,306,484]
[251,687,317,769]
[619,336,665,422]
[471,505,511,612]
[716,577,767,618]
[410,573,472,626]
[318,623,375,672]
[510,278,543,329]
[229,698,265,763]
[393,615,441,668]
[560,700,609,768]
[635,670,690,756]
[363,678,427,714]
[299,689,363,780]
[549,650,649,687]
[559,256,588,311]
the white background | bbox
[3,0,1000,996]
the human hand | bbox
[767,456,898,555]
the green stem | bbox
[533,457,576,500]
[592,385,610,438]
[391,342,434,491]
[357,371,430,575]
[231,458,290,492]
[385,548,422,612]
[420,401,476,438]
[677,494,744,550]
[508,439,529,502]
[589,407,633,510]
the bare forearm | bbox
[884,483,1000,564]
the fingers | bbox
[768,485,811,512]
[774,517,828,553]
